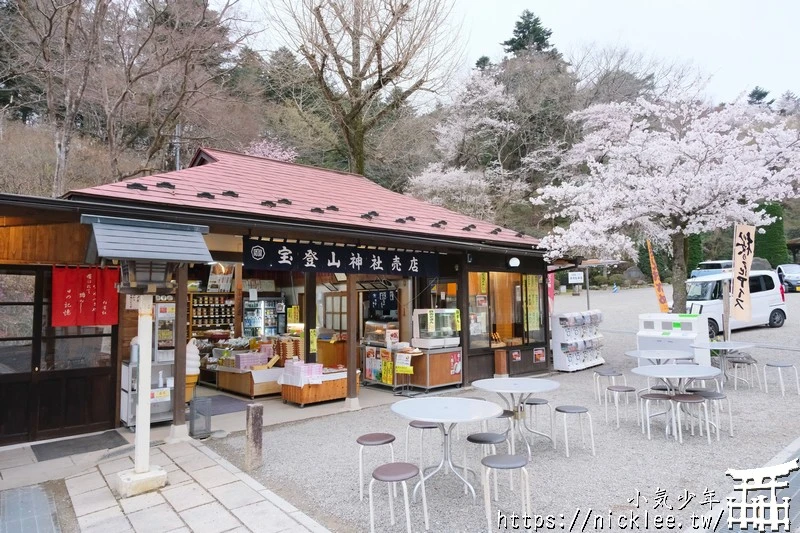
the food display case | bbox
[411,309,460,349]
[362,319,399,346]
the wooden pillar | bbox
[233,263,243,338]
[172,264,188,425]
[457,259,470,383]
[304,272,316,362]
[346,274,359,400]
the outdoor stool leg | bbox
[562,413,570,458]
[778,368,786,397]
[401,481,412,533]
[522,467,532,517]
[390,444,397,497]
[550,405,556,450]
[483,466,492,533]
[491,444,498,501]
[702,403,711,444]
[794,366,800,395]
[604,389,610,424]
[587,413,596,456]
[645,400,652,440]
[405,425,411,461]
[676,404,683,444]
[388,478,395,525]
[359,445,365,502]
[579,413,586,447]
[369,479,377,533]
[420,471,429,531]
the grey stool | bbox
[554,405,595,457]
[693,390,733,439]
[368,462,429,533]
[763,362,800,397]
[480,454,531,533]
[593,368,626,404]
[604,385,638,428]
[638,392,673,440]
[524,397,555,449]
[672,394,711,444]
[357,433,396,501]
[405,420,438,464]
[462,432,509,496]
[728,354,761,390]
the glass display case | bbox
[362,319,399,346]
[412,309,461,349]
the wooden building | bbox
[0,148,552,445]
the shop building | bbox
[0,148,551,445]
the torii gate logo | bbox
[726,458,799,531]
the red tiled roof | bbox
[67,148,540,250]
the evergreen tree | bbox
[475,56,491,71]
[754,203,790,268]
[501,10,553,54]
[686,234,703,274]
[748,86,774,106]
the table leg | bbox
[413,423,478,501]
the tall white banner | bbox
[731,224,756,322]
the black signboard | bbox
[243,239,438,277]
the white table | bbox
[391,397,502,499]
[691,341,755,383]
[631,365,721,394]
[471,377,560,458]
[625,350,695,365]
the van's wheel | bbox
[769,310,786,328]
[708,319,719,338]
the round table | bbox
[625,349,695,365]
[471,377,560,457]
[631,365,721,393]
[391,397,502,499]
[691,341,755,383]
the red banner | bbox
[97,268,120,325]
[52,266,120,327]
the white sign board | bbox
[568,271,585,285]
[731,224,755,322]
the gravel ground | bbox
[208,286,800,532]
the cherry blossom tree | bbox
[532,97,800,312]
[244,138,298,162]
[406,164,495,221]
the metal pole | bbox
[135,294,154,474]
[585,266,591,310]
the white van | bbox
[685,270,787,337]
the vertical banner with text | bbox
[731,224,756,322]
[647,240,670,313]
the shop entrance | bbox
[0,267,117,445]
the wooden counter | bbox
[216,367,282,399]
[408,347,463,391]
[281,373,359,407]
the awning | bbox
[81,215,212,263]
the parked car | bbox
[776,263,800,291]
[690,260,733,278]
[684,270,786,337]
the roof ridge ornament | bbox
[277,198,292,205]
[155,181,175,189]
[126,183,148,191]
[261,200,277,207]
[197,192,215,199]
[222,190,239,198]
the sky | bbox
[453,0,800,103]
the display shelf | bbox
[551,310,605,372]
[188,292,235,339]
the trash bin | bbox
[189,397,211,438]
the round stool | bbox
[693,390,733,439]
[554,405,595,457]
[638,392,672,440]
[728,356,761,390]
[763,362,800,397]
[593,368,625,404]
[480,454,531,533]
[357,432,396,501]
[405,420,438,465]
[462,432,509,496]
[368,462,429,533]
[604,385,638,428]
[672,394,710,444]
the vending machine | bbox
[153,295,176,362]
[263,296,286,336]
[243,299,265,337]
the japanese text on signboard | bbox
[731,224,755,322]
[244,239,438,277]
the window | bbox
[0,270,37,374]
[323,292,347,333]
[468,271,545,351]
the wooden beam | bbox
[346,274,360,398]
[173,264,188,424]
[233,263,243,338]
[304,272,316,363]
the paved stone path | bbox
[0,485,60,533]
[63,440,328,533]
